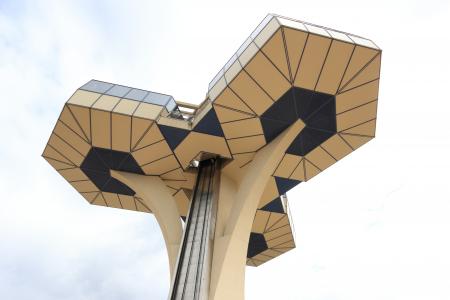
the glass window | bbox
[105,84,131,97]
[165,97,177,112]
[125,88,149,101]
[143,91,171,106]
[80,80,113,94]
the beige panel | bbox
[273,153,302,178]
[261,249,284,258]
[158,116,190,130]
[265,214,288,232]
[48,134,84,166]
[68,104,91,142]
[336,79,379,114]
[133,102,163,120]
[174,132,231,168]
[304,159,321,181]
[119,194,136,210]
[161,168,185,181]
[305,146,336,171]
[53,122,90,155]
[232,152,255,167]
[340,53,381,92]
[245,52,291,100]
[221,117,263,139]
[91,193,108,207]
[267,214,290,232]
[342,119,376,137]
[315,40,354,94]
[321,134,353,160]
[214,105,254,123]
[174,189,190,217]
[43,144,75,166]
[258,177,279,209]
[113,99,139,115]
[224,60,242,84]
[272,240,295,250]
[261,29,290,81]
[102,192,122,209]
[227,135,266,154]
[58,168,88,182]
[71,180,98,193]
[213,87,255,114]
[340,134,373,150]
[135,198,152,213]
[45,157,75,170]
[339,46,379,90]
[229,71,274,115]
[141,155,180,175]
[238,41,259,67]
[81,192,99,203]
[90,109,110,149]
[337,100,378,131]
[132,140,172,165]
[290,159,305,181]
[251,210,271,233]
[283,27,308,79]
[251,253,271,263]
[67,90,100,107]
[92,95,120,111]
[294,34,332,90]
[59,106,88,142]
[264,224,292,241]
[164,180,190,191]
[254,17,280,48]
[209,76,227,101]
[111,113,131,152]
[131,118,154,150]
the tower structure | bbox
[43,14,381,299]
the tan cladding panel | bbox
[336,79,379,114]
[258,177,279,208]
[174,132,231,168]
[337,100,378,131]
[48,134,84,166]
[214,105,254,123]
[221,117,263,139]
[340,134,373,150]
[113,99,140,115]
[339,46,379,90]
[92,95,120,111]
[245,51,291,101]
[315,40,354,94]
[68,104,91,143]
[340,53,381,92]
[59,106,89,142]
[229,71,274,115]
[67,90,100,107]
[131,118,154,150]
[342,119,376,137]
[58,167,88,182]
[91,109,111,149]
[283,27,308,79]
[227,135,266,154]
[273,153,302,178]
[119,194,137,211]
[213,87,255,114]
[53,121,90,156]
[294,34,332,90]
[133,102,163,120]
[305,146,336,171]
[321,134,353,160]
[141,155,180,175]
[132,140,173,166]
[261,29,290,80]
[251,210,271,233]
[111,113,131,152]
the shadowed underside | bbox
[43,13,381,267]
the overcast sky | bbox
[1,0,450,299]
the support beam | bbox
[110,170,183,279]
[209,120,305,300]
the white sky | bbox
[1,0,450,299]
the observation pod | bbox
[43,14,381,300]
